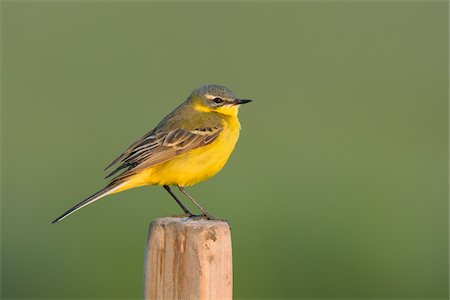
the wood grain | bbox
[144,217,232,300]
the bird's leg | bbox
[163,185,193,215]
[177,186,214,220]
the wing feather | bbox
[105,125,223,182]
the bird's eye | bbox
[213,97,223,104]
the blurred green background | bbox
[1,1,448,299]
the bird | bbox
[52,84,252,223]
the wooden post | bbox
[143,217,232,300]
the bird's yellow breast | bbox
[119,115,241,189]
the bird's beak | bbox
[233,98,253,105]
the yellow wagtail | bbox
[52,84,252,223]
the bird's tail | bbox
[51,181,126,224]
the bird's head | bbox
[188,84,252,116]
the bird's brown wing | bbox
[105,125,223,182]
[103,130,156,171]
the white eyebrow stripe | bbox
[205,94,233,101]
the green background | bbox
[2,1,448,299]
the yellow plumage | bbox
[113,115,241,192]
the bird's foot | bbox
[171,213,230,227]
[198,213,231,227]
[184,214,207,221]
[169,213,192,218]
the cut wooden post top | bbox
[144,216,233,300]
[150,216,231,229]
